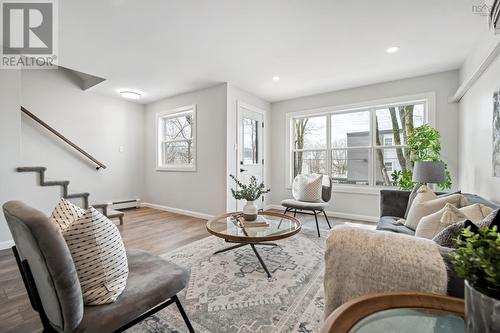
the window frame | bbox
[156,104,197,172]
[285,93,435,194]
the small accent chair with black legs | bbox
[280,175,333,237]
[2,201,195,333]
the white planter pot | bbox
[242,200,258,221]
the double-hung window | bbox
[289,96,430,188]
[156,105,196,171]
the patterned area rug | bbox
[127,224,329,333]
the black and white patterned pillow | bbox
[432,209,499,248]
[50,197,86,231]
[61,207,128,305]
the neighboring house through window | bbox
[156,105,196,171]
[288,94,432,188]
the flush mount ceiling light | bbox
[272,76,280,81]
[386,46,399,54]
[119,90,142,100]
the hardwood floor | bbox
[0,207,209,333]
[0,207,373,333]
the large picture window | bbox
[156,105,196,171]
[290,97,429,188]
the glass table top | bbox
[349,308,464,333]
[206,211,301,242]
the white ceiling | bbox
[59,0,487,104]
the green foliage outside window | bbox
[391,124,452,190]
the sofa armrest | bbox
[379,189,411,218]
[324,226,448,318]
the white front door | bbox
[237,103,264,211]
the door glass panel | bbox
[242,117,258,165]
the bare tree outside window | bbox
[157,106,196,171]
[289,102,425,186]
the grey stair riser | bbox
[17,167,90,209]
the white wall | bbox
[143,84,228,217]
[270,71,460,220]
[458,46,500,202]
[226,85,271,211]
[19,69,145,213]
[0,69,22,246]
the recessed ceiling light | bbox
[119,90,142,100]
[272,76,280,81]
[386,46,399,54]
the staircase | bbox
[17,166,125,225]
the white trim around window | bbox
[284,92,436,194]
[156,104,197,172]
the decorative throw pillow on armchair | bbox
[50,198,129,305]
[292,174,323,202]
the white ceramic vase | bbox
[242,200,258,221]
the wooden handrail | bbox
[20,106,107,170]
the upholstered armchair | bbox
[3,201,195,333]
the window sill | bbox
[156,166,197,172]
[285,185,395,196]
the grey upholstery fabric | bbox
[376,216,415,235]
[322,177,333,203]
[379,190,411,218]
[281,199,329,210]
[77,249,189,333]
[462,193,500,210]
[2,201,84,333]
[438,245,464,298]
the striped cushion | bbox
[62,207,128,305]
[50,197,86,231]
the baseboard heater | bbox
[109,199,141,210]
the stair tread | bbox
[65,193,90,198]
[42,180,70,186]
[17,166,47,172]
[107,209,124,217]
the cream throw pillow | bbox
[50,200,129,305]
[50,197,86,231]
[460,203,494,223]
[404,185,467,230]
[292,174,323,202]
[415,203,467,239]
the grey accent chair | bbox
[2,201,195,333]
[280,176,333,237]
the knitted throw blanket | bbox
[323,226,449,318]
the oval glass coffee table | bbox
[206,211,301,278]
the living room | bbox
[0,1,499,332]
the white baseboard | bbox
[264,204,378,223]
[0,240,14,251]
[141,202,214,220]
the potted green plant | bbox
[450,226,500,332]
[229,174,270,221]
[391,124,452,190]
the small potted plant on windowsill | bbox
[229,174,270,221]
[450,225,500,333]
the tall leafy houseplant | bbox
[391,124,452,190]
[450,226,500,332]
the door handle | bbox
[240,168,247,172]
